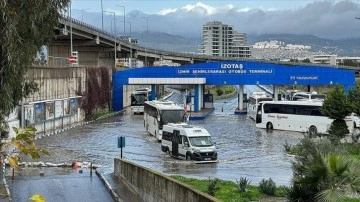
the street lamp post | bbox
[120,21,132,68]
[69,2,73,54]
[142,17,148,66]
[101,0,103,29]
[103,11,117,68]
[118,6,126,36]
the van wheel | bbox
[309,125,318,137]
[266,122,273,130]
[186,153,192,161]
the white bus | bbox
[161,123,217,161]
[247,91,273,120]
[291,92,326,101]
[144,100,185,141]
[130,88,151,114]
[255,100,333,136]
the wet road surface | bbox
[15,93,302,187]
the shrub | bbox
[216,88,224,96]
[207,178,219,196]
[236,177,251,192]
[258,178,276,196]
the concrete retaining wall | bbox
[114,158,219,202]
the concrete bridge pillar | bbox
[273,85,279,101]
[308,85,315,93]
[238,85,244,110]
[194,84,202,112]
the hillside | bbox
[131,32,360,57]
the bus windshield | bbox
[189,136,214,147]
[131,93,147,106]
[160,110,184,124]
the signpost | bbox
[68,55,76,64]
[68,51,78,65]
[117,136,125,158]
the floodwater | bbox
[18,86,303,186]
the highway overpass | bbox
[45,15,360,76]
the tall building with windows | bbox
[198,21,251,58]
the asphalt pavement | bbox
[0,166,142,202]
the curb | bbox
[1,110,126,202]
[95,169,123,202]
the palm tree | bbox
[289,149,360,202]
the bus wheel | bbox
[266,122,273,130]
[309,126,318,137]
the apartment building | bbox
[309,55,337,65]
[198,21,251,58]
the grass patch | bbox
[171,175,286,202]
[207,85,237,100]
[93,110,114,119]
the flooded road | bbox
[18,94,302,186]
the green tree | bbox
[0,0,69,135]
[348,82,360,116]
[302,58,311,63]
[321,85,351,141]
[343,59,359,67]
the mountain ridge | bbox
[130,32,360,56]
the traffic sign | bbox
[68,55,76,64]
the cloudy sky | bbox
[70,0,360,39]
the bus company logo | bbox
[267,114,288,119]
[276,115,288,119]
[221,63,243,69]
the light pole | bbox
[69,2,73,54]
[142,17,148,66]
[103,11,117,68]
[81,8,89,22]
[117,5,126,36]
[101,0,104,29]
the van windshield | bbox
[189,136,213,147]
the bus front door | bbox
[172,130,180,157]
[256,104,262,124]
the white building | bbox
[309,55,337,65]
[198,21,251,58]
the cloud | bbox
[127,1,360,39]
[158,8,177,15]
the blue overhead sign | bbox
[112,61,355,111]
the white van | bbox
[161,123,217,161]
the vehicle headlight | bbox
[192,149,201,153]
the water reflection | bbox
[18,96,302,186]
